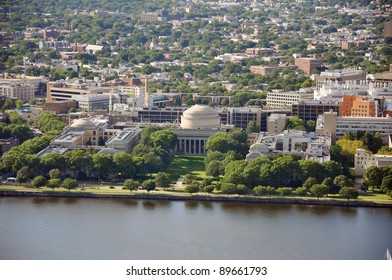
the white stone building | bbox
[246,130,331,162]
[354,149,392,176]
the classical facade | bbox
[172,104,229,155]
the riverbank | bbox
[1,189,392,208]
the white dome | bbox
[180,105,220,129]
[70,118,97,130]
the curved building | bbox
[173,104,228,155]
[180,104,220,129]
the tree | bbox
[253,186,267,196]
[16,166,30,184]
[310,184,329,200]
[364,166,383,188]
[203,185,215,194]
[339,187,359,201]
[150,129,178,151]
[123,179,139,192]
[221,183,238,194]
[294,187,308,198]
[113,152,135,179]
[236,184,249,195]
[266,186,276,198]
[31,175,47,190]
[381,175,392,194]
[92,153,114,180]
[185,183,199,194]
[276,187,292,197]
[245,120,259,133]
[333,175,354,189]
[303,177,318,190]
[47,178,61,191]
[62,178,78,191]
[206,160,224,178]
[155,172,171,190]
[15,100,23,109]
[183,174,197,185]
[49,168,62,179]
[142,179,156,193]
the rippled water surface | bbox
[1,197,391,260]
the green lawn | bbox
[165,155,207,180]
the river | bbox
[1,197,391,260]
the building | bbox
[0,137,19,153]
[315,69,366,90]
[340,95,376,117]
[316,111,392,143]
[72,94,110,112]
[295,57,321,76]
[250,65,298,75]
[0,83,35,102]
[384,21,392,38]
[267,114,287,134]
[44,100,78,114]
[47,80,114,102]
[354,149,392,176]
[266,89,314,108]
[137,107,184,124]
[105,129,141,153]
[246,130,331,163]
[48,117,141,153]
[292,100,340,122]
[172,105,229,155]
[0,75,47,96]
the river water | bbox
[0,197,391,260]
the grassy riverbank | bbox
[1,184,391,206]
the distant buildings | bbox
[266,89,314,108]
[384,21,392,38]
[250,64,298,75]
[295,57,321,76]
[0,83,35,102]
[314,69,366,90]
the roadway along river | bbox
[1,197,391,260]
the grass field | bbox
[165,155,207,180]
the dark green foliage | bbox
[123,179,139,192]
[31,175,47,190]
[62,178,79,191]
[339,187,359,201]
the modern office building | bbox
[291,100,340,122]
[266,89,314,108]
[316,111,392,143]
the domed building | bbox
[180,104,220,130]
[173,104,229,155]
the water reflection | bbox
[32,197,61,205]
[1,197,391,260]
[200,201,214,210]
[184,200,199,209]
[141,200,171,210]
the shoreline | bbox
[1,190,392,208]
